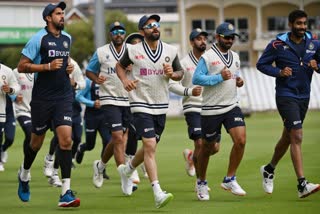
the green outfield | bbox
[0,111,319,213]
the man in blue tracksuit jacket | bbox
[256,9,320,198]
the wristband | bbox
[48,62,51,71]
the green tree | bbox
[66,10,137,68]
[0,10,138,69]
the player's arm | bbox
[256,41,286,77]
[169,55,184,81]
[17,55,50,73]
[85,52,106,84]
[75,79,95,107]
[192,58,223,86]
[117,49,138,92]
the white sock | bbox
[98,160,106,172]
[20,166,30,182]
[46,154,54,161]
[53,168,59,176]
[61,178,70,195]
[151,180,162,195]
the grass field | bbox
[0,111,319,213]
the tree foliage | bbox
[0,10,137,69]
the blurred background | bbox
[0,0,319,115]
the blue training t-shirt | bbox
[21,27,72,101]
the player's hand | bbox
[123,79,139,92]
[221,66,232,80]
[95,75,107,84]
[236,77,244,87]
[50,58,64,71]
[279,67,292,77]
[66,62,74,74]
[308,59,319,71]
[192,86,202,96]
[94,100,101,109]
[163,63,173,78]
[1,81,10,93]
[16,94,23,104]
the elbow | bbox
[17,63,25,73]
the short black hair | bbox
[288,9,308,24]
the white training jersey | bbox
[70,58,85,90]
[127,41,178,115]
[169,51,202,113]
[201,43,241,116]
[97,43,129,106]
[12,68,33,118]
[0,64,19,122]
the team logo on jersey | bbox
[48,42,57,46]
[235,61,240,68]
[165,56,170,62]
[140,68,164,76]
[48,50,55,57]
[1,75,6,80]
[105,54,110,60]
[283,45,289,50]
[309,42,314,50]
[135,55,144,59]
[306,42,315,53]
[63,41,69,49]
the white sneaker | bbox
[221,176,246,196]
[194,181,211,192]
[130,169,140,184]
[93,160,104,188]
[140,163,148,178]
[260,165,274,194]
[298,181,320,198]
[196,182,210,201]
[0,162,4,171]
[48,174,62,187]
[117,164,133,196]
[43,155,54,177]
[1,151,8,163]
[154,191,174,208]
[125,155,140,184]
[183,149,195,177]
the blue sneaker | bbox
[18,171,30,202]
[58,190,80,207]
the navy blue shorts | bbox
[132,113,166,143]
[276,96,309,130]
[30,99,73,135]
[4,111,16,141]
[101,105,131,132]
[201,106,245,143]
[184,112,201,140]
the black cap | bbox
[42,1,66,21]
[109,21,125,32]
[189,28,208,40]
[138,14,160,30]
[125,33,144,44]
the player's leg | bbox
[220,107,246,196]
[18,100,51,202]
[1,112,16,163]
[54,99,80,207]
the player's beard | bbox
[291,26,306,38]
[54,20,64,31]
[147,31,160,41]
[196,43,206,52]
[217,39,232,52]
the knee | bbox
[59,136,73,150]
[234,137,246,148]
